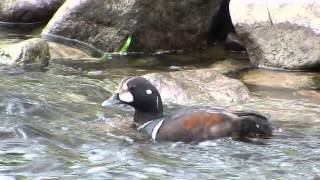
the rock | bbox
[0,0,65,26]
[230,0,320,70]
[143,69,249,106]
[224,32,246,52]
[209,58,252,74]
[240,69,320,90]
[0,38,50,69]
[42,0,224,55]
[296,90,320,100]
[13,125,53,139]
[49,42,92,59]
[51,57,101,70]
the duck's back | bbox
[155,107,272,142]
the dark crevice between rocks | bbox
[208,0,246,52]
[208,0,234,42]
[306,62,320,72]
[0,20,46,29]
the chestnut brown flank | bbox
[183,112,223,130]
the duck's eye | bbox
[128,86,135,91]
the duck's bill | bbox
[101,93,121,107]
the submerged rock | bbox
[230,0,320,70]
[13,125,53,139]
[296,90,320,100]
[0,0,65,27]
[42,0,224,55]
[49,42,92,59]
[0,38,50,69]
[143,69,249,106]
[241,69,320,90]
[209,58,252,74]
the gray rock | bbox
[240,69,320,90]
[296,90,320,100]
[209,58,252,74]
[230,0,320,70]
[143,69,249,106]
[42,0,224,55]
[0,38,50,69]
[224,32,246,52]
[49,42,92,59]
[0,0,65,24]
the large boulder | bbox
[42,0,224,56]
[0,0,65,26]
[143,69,249,106]
[0,38,50,69]
[230,0,320,70]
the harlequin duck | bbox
[102,77,272,142]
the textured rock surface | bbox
[0,0,65,24]
[0,38,50,69]
[209,58,252,74]
[42,0,224,55]
[143,69,249,106]
[230,0,320,70]
[49,42,92,59]
[296,90,320,100]
[241,69,320,90]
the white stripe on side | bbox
[137,120,152,131]
[151,119,164,141]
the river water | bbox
[0,30,320,180]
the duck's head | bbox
[102,77,163,123]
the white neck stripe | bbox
[151,119,164,141]
[137,120,152,131]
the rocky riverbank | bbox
[0,0,319,106]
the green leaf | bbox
[119,35,132,53]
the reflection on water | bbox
[0,38,320,180]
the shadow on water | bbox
[0,33,320,179]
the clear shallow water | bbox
[0,37,320,180]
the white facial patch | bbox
[119,91,134,103]
[146,89,152,95]
[117,77,135,103]
[117,77,134,92]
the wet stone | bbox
[240,69,320,90]
[209,58,252,75]
[42,0,224,53]
[230,0,320,70]
[49,42,93,59]
[296,90,320,100]
[0,0,65,24]
[143,68,249,106]
[0,38,50,69]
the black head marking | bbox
[124,77,163,113]
[105,76,164,124]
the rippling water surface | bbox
[0,33,320,180]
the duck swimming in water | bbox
[102,77,272,142]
